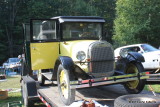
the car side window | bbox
[32,20,56,40]
[125,47,140,53]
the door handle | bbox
[32,47,36,50]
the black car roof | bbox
[51,16,105,23]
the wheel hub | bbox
[60,70,69,99]
[126,64,139,89]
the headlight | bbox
[76,51,86,61]
[119,48,128,58]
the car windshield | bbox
[62,22,102,40]
[141,44,158,53]
[9,58,20,63]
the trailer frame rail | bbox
[70,72,149,89]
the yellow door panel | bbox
[30,42,59,70]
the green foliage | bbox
[113,0,160,48]
[0,0,116,65]
[92,0,116,42]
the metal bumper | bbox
[70,72,149,89]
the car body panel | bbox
[30,42,59,70]
[60,40,97,72]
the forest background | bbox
[0,0,160,65]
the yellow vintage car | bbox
[22,16,147,106]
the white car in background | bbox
[114,44,160,71]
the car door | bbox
[30,19,59,70]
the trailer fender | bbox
[52,56,75,80]
[127,52,145,62]
[22,76,37,97]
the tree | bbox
[88,0,116,43]
[0,0,116,65]
[1,0,23,57]
[113,0,160,48]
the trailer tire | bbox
[57,64,75,105]
[124,63,145,94]
[21,80,34,107]
[114,94,160,107]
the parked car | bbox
[21,16,148,106]
[3,58,21,68]
[114,44,160,72]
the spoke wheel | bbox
[57,64,75,105]
[124,63,146,94]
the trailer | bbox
[21,16,149,107]
[21,72,148,107]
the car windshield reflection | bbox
[62,22,102,40]
[141,44,158,53]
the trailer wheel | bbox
[114,94,160,107]
[21,80,34,107]
[124,63,145,94]
[57,64,75,105]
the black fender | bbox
[22,76,37,97]
[52,56,75,80]
[115,52,144,74]
[127,52,145,62]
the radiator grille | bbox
[88,42,114,77]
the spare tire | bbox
[114,94,160,107]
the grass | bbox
[144,84,160,93]
[0,75,45,107]
[0,76,22,107]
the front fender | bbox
[127,52,145,62]
[52,56,75,80]
[58,56,75,71]
[115,52,144,73]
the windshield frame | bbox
[61,22,104,41]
